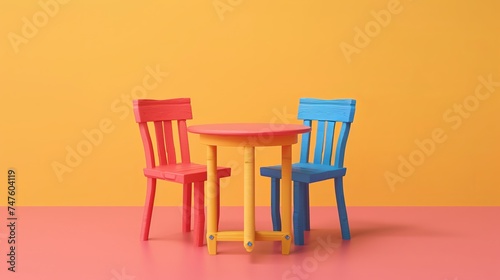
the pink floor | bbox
[0,206,499,280]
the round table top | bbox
[188,123,310,136]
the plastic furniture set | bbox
[132,98,356,255]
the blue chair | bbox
[260,98,356,245]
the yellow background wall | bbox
[1,0,499,206]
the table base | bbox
[207,231,292,254]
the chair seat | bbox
[260,163,346,184]
[144,163,231,183]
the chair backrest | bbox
[297,98,356,168]
[133,98,193,168]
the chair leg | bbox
[141,178,157,241]
[270,178,281,231]
[182,183,192,232]
[193,181,205,247]
[293,182,306,245]
[334,177,350,240]
[304,184,310,231]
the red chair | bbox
[133,98,231,246]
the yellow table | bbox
[188,123,310,254]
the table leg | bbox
[207,145,218,255]
[281,145,292,255]
[243,146,255,252]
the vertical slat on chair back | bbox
[299,120,312,163]
[154,121,168,165]
[334,123,352,168]
[322,121,336,165]
[133,98,193,167]
[297,98,356,167]
[313,120,326,164]
[177,120,191,163]
[163,121,177,164]
[138,123,155,168]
